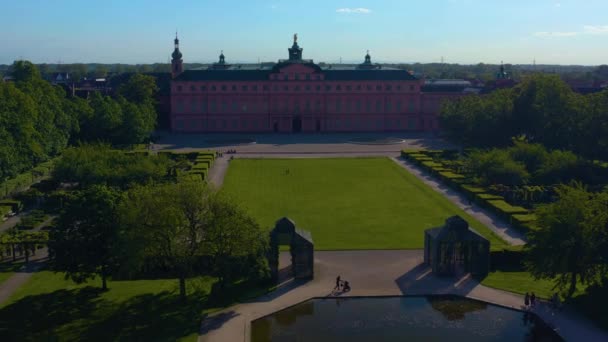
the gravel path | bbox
[391,157,527,246]
[0,255,47,304]
[207,155,230,188]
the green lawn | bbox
[0,262,24,286]
[222,158,507,250]
[0,271,258,341]
[481,271,586,300]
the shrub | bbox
[195,160,212,168]
[535,149,580,184]
[422,161,443,168]
[465,149,530,186]
[512,213,537,223]
[476,193,504,200]
[0,206,11,217]
[0,200,23,213]
[487,200,528,215]
[508,141,548,172]
[461,185,486,194]
[490,247,526,271]
[439,171,464,179]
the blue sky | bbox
[1,0,607,65]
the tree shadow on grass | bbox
[0,287,103,340]
[0,287,210,341]
[80,291,209,341]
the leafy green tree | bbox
[525,184,605,298]
[119,181,212,299]
[205,194,269,287]
[117,74,158,105]
[465,149,529,186]
[49,185,121,290]
[11,60,41,83]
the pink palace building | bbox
[170,34,462,133]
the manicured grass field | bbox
[0,262,24,286]
[222,158,507,250]
[0,271,267,341]
[481,271,586,300]
[0,272,211,341]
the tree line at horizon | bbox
[0,61,158,185]
[1,61,606,83]
[440,73,608,161]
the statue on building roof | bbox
[294,33,298,44]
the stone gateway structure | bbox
[268,217,314,282]
[424,216,490,277]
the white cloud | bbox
[583,25,608,35]
[533,25,608,38]
[555,3,561,7]
[534,31,578,38]
[336,8,371,14]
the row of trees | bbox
[50,182,268,297]
[440,74,608,160]
[464,141,600,186]
[47,145,269,298]
[0,61,158,185]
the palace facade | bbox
[169,35,463,133]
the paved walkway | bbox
[0,253,48,304]
[208,155,230,188]
[156,132,455,154]
[199,250,607,342]
[391,157,527,245]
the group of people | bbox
[525,292,562,311]
[524,292,537,309]
[334,275,351,292]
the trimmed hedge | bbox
[512,214,537,223]
[0,200,23,213]
[422,161,443,168]
[461,185,486,194]
[0,206,11,217]
[487,200,529,215]
[490,247,526,271]
[194,159,211,168]
[476,193,504,201]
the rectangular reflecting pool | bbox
[251,295,562,341]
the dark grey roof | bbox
[174,68,417,81]
[324,69,416,80]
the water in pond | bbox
[251,296,562,342]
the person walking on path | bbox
[530,292,537,308]
[334,275,341,291]
[524,292,530,309]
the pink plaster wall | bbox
[170,66,461,133]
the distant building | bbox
[47,72,71,85]
[169,34,447,133]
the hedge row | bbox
[0,206,12,218]
[490,246,526,271]
[0,159,55,198]
[402,149,537,234]
[0,200,23,214]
